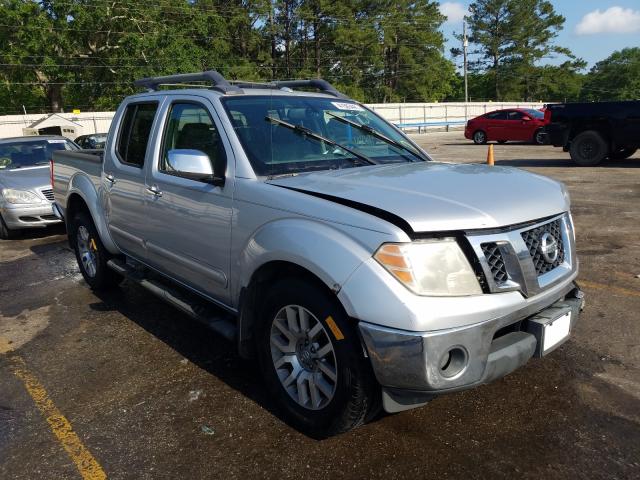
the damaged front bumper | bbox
[359,283,584,413]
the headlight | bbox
[374,239,482,296]
[2,188,41,204]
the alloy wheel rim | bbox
[475,132,485,143]
[76,225,97,278]
[270,305,338,410]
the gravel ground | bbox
[1,131,639,479]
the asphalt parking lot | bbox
[1,131,639,479]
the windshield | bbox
[222,96,428,176]
[524,109,544,119]
[0,139,79,170]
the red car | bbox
[464,108,548,145]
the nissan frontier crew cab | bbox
[52,71,583,437]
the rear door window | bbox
[485,111,508,120]
[506,111,525,121]
[116,103,158,167]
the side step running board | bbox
[107,258,237,341]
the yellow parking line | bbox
[580,280,640,298]
[10,356,107,480]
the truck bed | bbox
[52,149,104,212]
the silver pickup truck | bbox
[52,71,583,437]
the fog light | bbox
[439,347,468,378]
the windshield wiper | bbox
[265,116,378,166]
[326,112,428,162]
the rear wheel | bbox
[0,215,18,240]
[473,130,487,145]
[533,129,546,145]
[498,140,507,144]
[257,278,378,438]
[71,211,122,290]
[610,147,637,160]
[569,130,609,166]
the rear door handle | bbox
[146,185,163,197]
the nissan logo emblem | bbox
[539,232,559,263]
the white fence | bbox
[368,102,545,132]
[0,102,545,139]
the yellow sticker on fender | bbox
[325,316,344,340]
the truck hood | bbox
[0,166,50,192]
[267,162,569,233]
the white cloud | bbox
[576,6,640,35]
[440,2,467,24]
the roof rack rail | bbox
[272,79,348,99]
[134,70,242,94]
[134,71,349,98]
[229,79,347,98]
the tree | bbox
[507,0,569,100]
[529,60,586,103]
[466,0,575,101]
[466,0,515,100]
[581,48,640,101]
[0,0,459,110]
[377,0,455,102]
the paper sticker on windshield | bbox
[47,140,66,144]
[331,102,364,112]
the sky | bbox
[439,0,640,70]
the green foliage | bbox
[581,48,640,101]
[0,1,637,112]
[0,0,454,113]
[465,0,579,101]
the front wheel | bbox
[0,215,18,240]
[257,278,378,438]
[533,129,546,145]
[71,211,122,290]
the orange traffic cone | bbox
[486,144,495,166]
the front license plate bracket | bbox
[526,306,572,357]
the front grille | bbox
[481,243,508,285]
[41,189,54,202]
[521,219,565,276]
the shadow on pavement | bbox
[88,284,327,438]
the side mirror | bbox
[166,149,224,186]
[522,116,531,122]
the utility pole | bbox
[463,20,469,120]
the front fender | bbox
[237,218,375,297]
[68,173,119,254]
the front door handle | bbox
[146,185,163,197]
[105,173,115,184]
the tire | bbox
[0,214,18,240]
[70,211,122,290]
[256,277,378,438]
[473,130,487,145]
[569,130,609,166]
[533,129,546,145]
[610,147,637,160]
[498,140,507,144]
